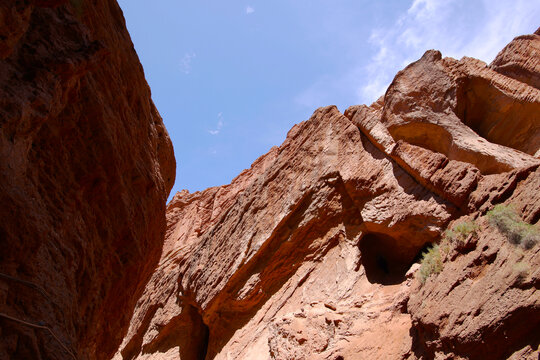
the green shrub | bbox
[487,204,539,249]
[418,245,443,285]
[520,224,540,250]
[444,219,479,244]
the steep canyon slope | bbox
[0,1,174,359]
[116,29,540,359]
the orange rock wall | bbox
[2,2,538,359]
[116,30,540,360]
[0,1,174,359]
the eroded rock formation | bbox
[115,30,540,360]
[2,1,538,358]
[0,1,174,359]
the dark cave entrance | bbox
[359,233,414,285]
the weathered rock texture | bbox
[0,1,174,359]
[116,29,540,360]
[408,210,540,360]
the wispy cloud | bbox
[295,0,540,110]
[246,6,254,14]
[208,112,224,135]
[180,52,196,74]
[359,0,540,104]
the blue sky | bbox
[117,0,540,199]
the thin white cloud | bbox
[180,52,196,74]
[359,0,540,104]
[246,6,254,14]
[295,0,540,110]
[208,112,224,135]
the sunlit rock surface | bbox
[116,29,539,360]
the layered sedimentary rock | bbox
[116,30,540,359]
[0,1,174,359]
[491,27,540,92]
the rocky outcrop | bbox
[0,1,174,359]
[491,27,540,92]
[408,207,540,360]
[115,30,540,360]
[116,105,456,360]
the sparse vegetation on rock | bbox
[487,204,539,249]
[418,245,443,285]
[513,261,530,280]
[444,219,479,244]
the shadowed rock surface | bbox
[0,1,175,359]
[115,30,540,360]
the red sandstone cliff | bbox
[1,1,538,359]
[0,1,174,359]
[115,29,540,360]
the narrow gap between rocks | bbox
[176,304,209,360]
[135,303,209,360]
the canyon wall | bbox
[115,29,540,359]
[1,1,538,359]
[0,1,174,359]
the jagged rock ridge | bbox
[0,1,175,359]
[116,29,540,359]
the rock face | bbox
[116,30,540,360]
[408,210,540,360]
[0,1,174,359]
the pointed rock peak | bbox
[420,49,442,62]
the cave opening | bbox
[359,233,415,285]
